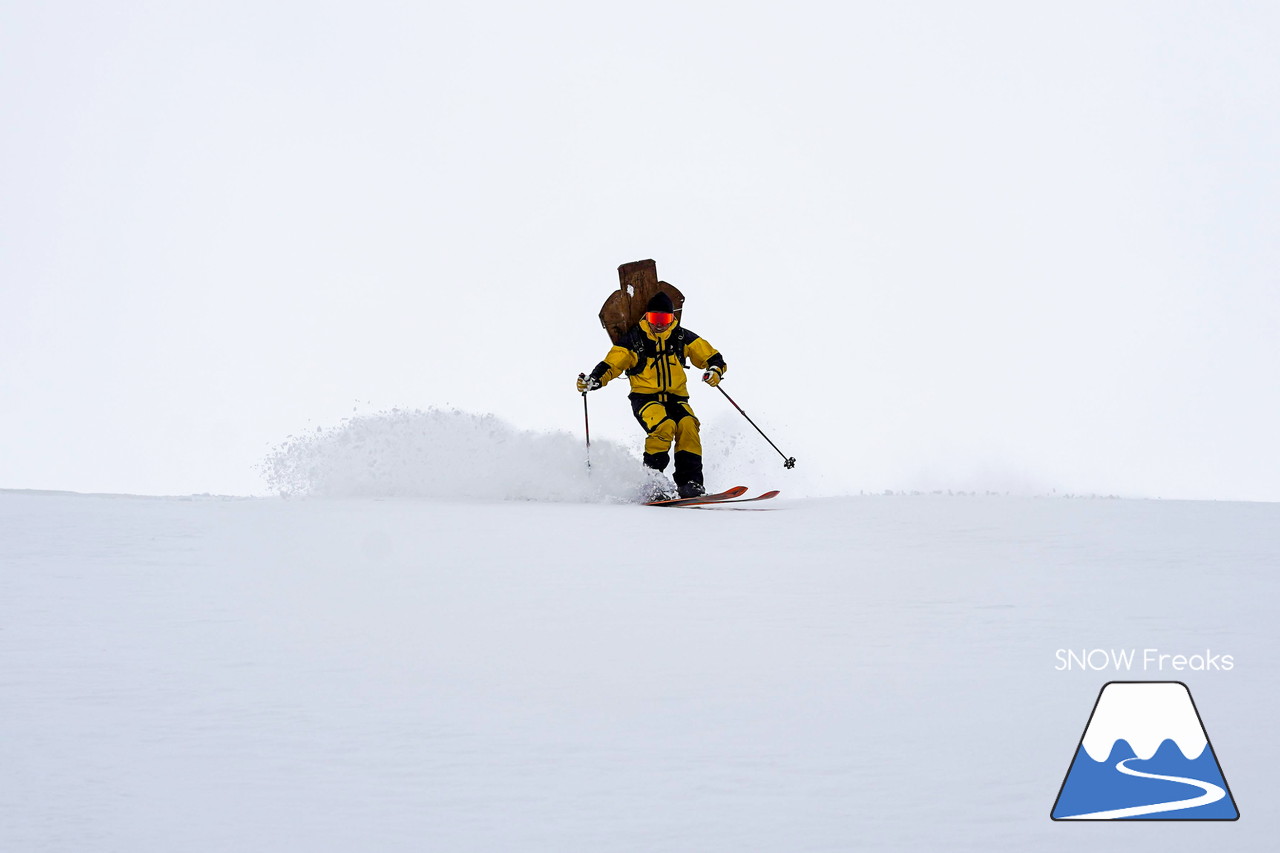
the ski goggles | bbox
[645,311,675,328]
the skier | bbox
[576,292,727,500]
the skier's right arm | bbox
[577,346,635,391]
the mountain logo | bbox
[1051,681,1239,820]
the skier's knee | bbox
[674,419,702,456]
[649,418,676,443]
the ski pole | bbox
[578,374,592,470]
[711,383,796,469]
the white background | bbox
[3,1,1277,499]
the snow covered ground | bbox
[3,486,1275,852]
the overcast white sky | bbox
[2,1,1277,500]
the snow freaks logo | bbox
[1054,648,1234,671]
[1051,682,1239,821]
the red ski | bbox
[691,484,778,504]
[643,485,748,507]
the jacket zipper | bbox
[657,335,668,401]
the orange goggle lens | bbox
[645,311,674,327]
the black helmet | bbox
[645,292,674,313]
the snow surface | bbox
[3,485,1276,851]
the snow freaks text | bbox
[1054,649,1234,672]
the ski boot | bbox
[676,481,705,500]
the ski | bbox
[704,489,780,505]
[643,485,748,507]
[682,490,781,508]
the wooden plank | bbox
[599,259,685,344]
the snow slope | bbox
[2,489,1275,851]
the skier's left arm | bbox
[686,334,727,386]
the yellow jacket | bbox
[590,318,725,400]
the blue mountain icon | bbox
[1052,682,1238,820]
